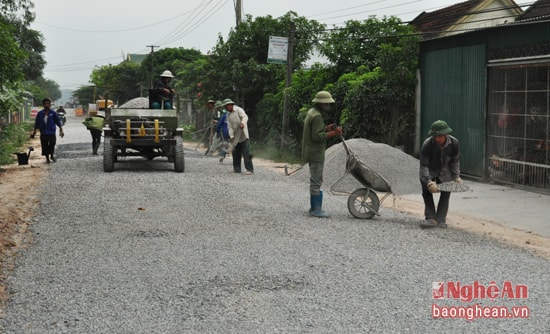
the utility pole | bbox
[146,45,159,88]
[235,0,242,26]
[280,22,295,151]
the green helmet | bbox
[222,98,235,106]
[428,120,453,136]
[312,91,335,104]
[214,100,223,109]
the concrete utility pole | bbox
[235,0,242,26]
[146,45,159,88]
[281,23,295,151]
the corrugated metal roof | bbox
[411,0,483,35]
[517,0,550,21]
[411,0,522,39]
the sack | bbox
[82,117,104,131]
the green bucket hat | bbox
[428,120,453,136]
[312,91,335,104]
[222,98,235,106]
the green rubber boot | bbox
[310,190,330,218]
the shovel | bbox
[437,181,470,192]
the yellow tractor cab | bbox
[96,99,114,111]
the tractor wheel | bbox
[174,136,185,172]
[103,138,115,172]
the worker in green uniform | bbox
[302,91,342,218]
[82,112,104,155]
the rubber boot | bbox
[309,194,315,214]
[92,142,99,155]
[310,190,330,218]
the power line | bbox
[34,5,217,34]
[155,0,229,46]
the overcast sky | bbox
[32,0,462,90]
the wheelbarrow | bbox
[330,138,392,219]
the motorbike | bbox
[57,108,67,125]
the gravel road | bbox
[2,111,549,333]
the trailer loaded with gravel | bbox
[102,107,185,172]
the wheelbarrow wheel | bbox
[347,188,380,219]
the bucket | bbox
[15,152,29,165]
[14,147,33,165]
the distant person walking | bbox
[31,98,64,163]
[224,98,254,175]
[215,103,230,162]
[419,120,461,228]
[301,91,342,218]
[82,112,104,155]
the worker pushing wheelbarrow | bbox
[330,137,393,219]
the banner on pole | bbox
[267,36,288,64]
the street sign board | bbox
[268,36,288,64]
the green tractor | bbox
[102,106,185,172]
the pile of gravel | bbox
[293,138,420,196]
[118,97,150,108]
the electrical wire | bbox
[34,4,214,34]
[41,0,541,87]
[155,0,229,46]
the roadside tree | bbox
[316,17,419,150]
[90,61,142,105]
[205,12,325,137]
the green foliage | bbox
[11,19,46,81]
[140,48,204,88]
[0,20,25,85]
[0,122,33,165]
[173,57,209,103]
[0,83,24,115]
[71,85,96,108]
[181,124,196,141]
[319,16,414,74]
[90,61,142,105]
[300,16,420,151]
[1,0,35,28]
[1,0,50,114]
[26,77,61,103]
[2,0,46,82]
[250,141,304,164]
[204,12,325,136]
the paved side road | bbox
[1,112,548,333]
[402,180,550,238]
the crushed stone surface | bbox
[118,97,150,109]
[2,118,548,333]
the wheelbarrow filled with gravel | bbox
[330,138,392,219]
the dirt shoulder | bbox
[0,137,46,312]
[386,196,550,260]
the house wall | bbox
[419,21,550,190]
[420,44,487,177]
[445,1,519,37]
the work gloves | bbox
[325,123,337,131]
[427,181,439,193]
[326,125,343,138]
